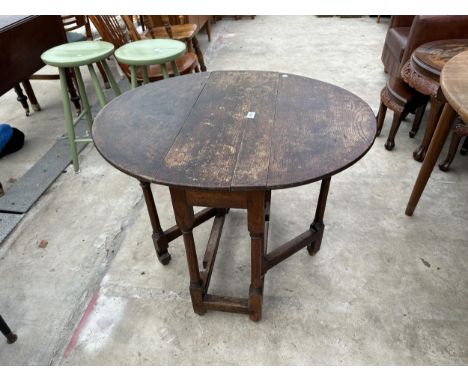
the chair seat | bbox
[136,52,198,81]
[114,39,186,66]
[144,24,197,41]
[41,41,115,68]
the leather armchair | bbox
[377,16,468,150]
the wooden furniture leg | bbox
[461,136,468,155]
[170,187,206,315]
[413,97,445,161]
[141,182,218,266]
[376,101,387,137]
[191,35,207,72]
[439,122,468,171]
[0,315,17,344]
[22,79,41,112]
[14,84,30,116]
[409,97,428,138]
[65,68,82,114]
[307,177,331,255]
[247,191,266,321]
[405,103,457,216]
[385,110,404,150]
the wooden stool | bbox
[41,41,121,173]
[401,39,468,162]
[114,39,186,89]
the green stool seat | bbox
[114,39,186,88]
[41,41,121,173]
[41,41,115,67]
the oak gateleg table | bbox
[93,71,376,321]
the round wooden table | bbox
[400,39,468,161]
[93,71,376,321]
[406,51,468,216]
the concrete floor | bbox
[0,16,467,365]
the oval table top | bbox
[412,39,468,80]
[441,50,468,123]
[93,71,376,191]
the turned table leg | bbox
[247,191,266,322]
[0,315,17,344]
[307,177,331,255]
[406,103,457,216]
[170,188,206,315]
[140,181,171,265]
[14,84,30,116]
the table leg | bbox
[140,182,171,265]
[307,177,331,255]
[22,79,41,112]
[170,187,206,315]
[14,84,30,116]
[191,35,207,72]
[0,315,17,344]
[405,103,457,216]
[247,191,266,321]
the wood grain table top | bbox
[441,50,468,123]
[412,39,468,81]
[93,71,376,191]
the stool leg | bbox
[376,101,387,137]
[22,79,41,112]
[307,177,331,256]
[0,315,17,344]
[96,61,110,89]
[140,182,171,265]
[88,63,107,108]
[14,84,30,116]
[100,60,121,96]
[247,191,266,322]
[142,66,150,84]
[170,188,206,316]
[73,67,93,132]
[170,61,180,77]
[59,67,79,173]
[130,65,138,89]
[160,63,169,80]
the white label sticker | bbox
[246,112,256,119]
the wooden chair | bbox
[90,16,198,83]
[140,15,206,72]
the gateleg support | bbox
[307,177,331,256]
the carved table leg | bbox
[140,181,171,265]
[170,188,206,315]
[22,80,41,112]
[406,103,457,216]
[413,97,445,162]
[247,191,266,322]
[0,315,17,344]
[307,177,331,255]
[14,84,30,116]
